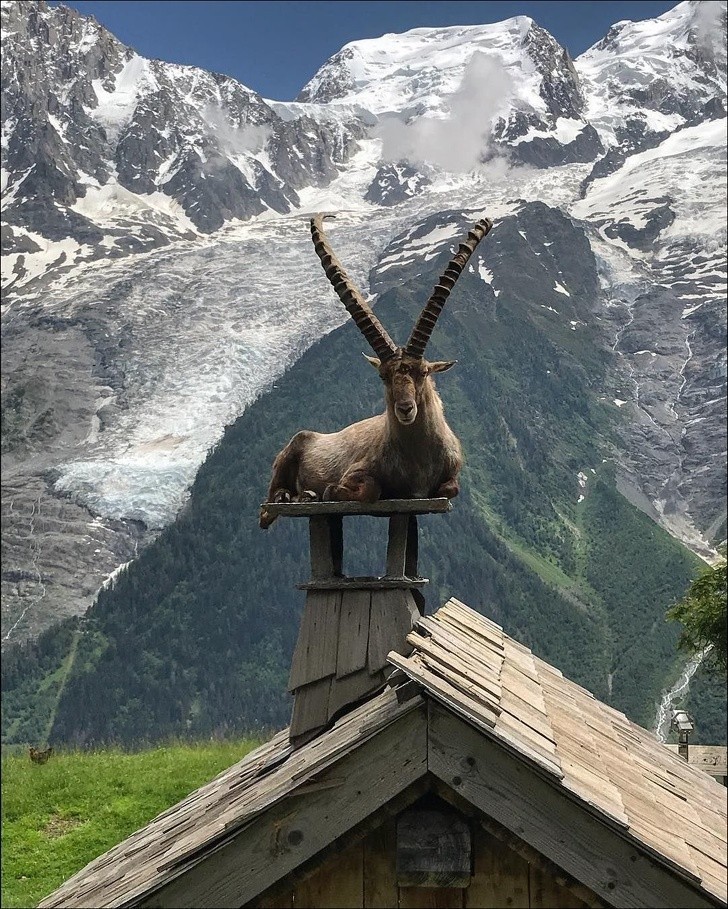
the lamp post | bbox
[671,709,695,761]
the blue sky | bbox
[49,1,680,100]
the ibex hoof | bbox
[272,489,292,504]
[298,490,319,502]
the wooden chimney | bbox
[263,498,451,747]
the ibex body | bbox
[260,214,493,529]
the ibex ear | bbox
[363,353,381,369]
[429,360,457,373]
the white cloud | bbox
[373,52,515,173]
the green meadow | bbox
[1,739,259,908]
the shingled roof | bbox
[39,598,728,909]
[390,598,728,904]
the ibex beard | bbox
[260,214,493,529]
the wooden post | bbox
[262,499,452,746]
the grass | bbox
[1,738,260,909]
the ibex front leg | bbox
[435,477,459,498]
[324,466,381,503]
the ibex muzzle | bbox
[260,214,494,528]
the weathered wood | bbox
[294,839,363,908]
[299,576,428,591]
[363,818,398,908]
[337,590,371,678]
[396,807,471,888]
[386,514,410,576]
[530,865,589,908]
[368,589,419,674]
[328,668,387,721]
[398,886,464,908]
[664,745,727,778]
[289,676,332,741]
[146,704,428,908]
[247,781,431,909]
[248,886,294,908]
[453,794,606,909]
[464,825,529,909]
[288,590,341,691]
[261,498,452,518]
[309,515,343,579]
[406,514,419,577]
[427,703,717,909]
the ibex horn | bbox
[404,217,494,359]
[311,214,399,362]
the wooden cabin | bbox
[39,501,728,909]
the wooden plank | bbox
[363,819,398,909]
[387,652,498,731]
[406,632,502,703]
[417,614,504,668]
[337,590,371,678]
[465,825,529,909]
[309,515,343,579]
[248,886,294,908]
[327,669,386,722]
[428,703,717,909]
[405,514,419,578]
[456,803,606,909]
[396,807,471,888]
[288,590,341,691]
[261,498,452,517]
[398,887,464,908]
[664,745,727,777]
[294,839,363,908]
[289,677,332,741]
[368,589,419,673]
[248,781,429,909]
[530,866,589,908]
[386,514,410,576]
[145,705,428,908]
[299,577,428,591]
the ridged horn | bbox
[311,214,399,362]
[404,217,494,359]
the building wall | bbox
[248,816,601,909]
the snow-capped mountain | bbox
[1,0,361,293]
[1,0,726,646]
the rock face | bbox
[1,0,360,289]
[1,0,726,646]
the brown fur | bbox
[260,356,462,528]
[29,746,53,764]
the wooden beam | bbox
[431,781,605,908]
[249,782,431,909]
[143,704,428,908]
[427,703,719,909]
[261,499,452,518]
[309,515,343,579]
[298,577,428,591]
[386,515,410,577]
[405,515,419,578]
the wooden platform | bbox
[260,497,452,518]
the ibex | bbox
[29,745,53,764]
[259,214,493,529]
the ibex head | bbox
[311,214,493,426]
